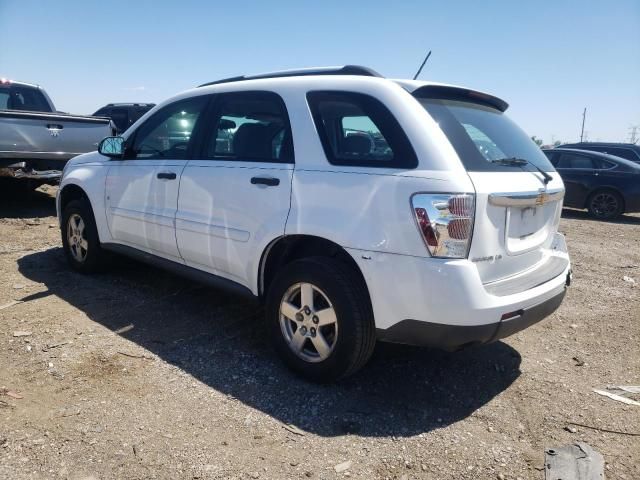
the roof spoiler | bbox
[412,85,509,112]
[198,65,383,88]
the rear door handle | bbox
[157,172,177,180]
[250,176,279,186]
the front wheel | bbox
[266,257,376,382]
[61,198,107,273]
[588,190,623,219]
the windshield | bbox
[417,97,555,172]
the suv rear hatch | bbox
[414,86,565,284]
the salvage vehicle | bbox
[0,78,114,183]
[56,66,571,381]
[543,148,640,219]
[92,103,155,134]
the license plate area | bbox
[505,202,556,254]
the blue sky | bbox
[1,0,638,144]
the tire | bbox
[587,190,624,219]
[266,257,376,383]
[61,198,107,273]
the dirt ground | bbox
[1,182,638,480]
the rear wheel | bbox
[61,198,107,273]
[588,190,623,219]
[266,257,376,382]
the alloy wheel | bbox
[590,192,619,218]
[67,213,88,262]
[279,282,338,363]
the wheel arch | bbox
[59,183,91,212]
[58,183,102,236]
[259,234,372,307]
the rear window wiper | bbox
[491,157,552,185]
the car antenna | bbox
[413,50,432,80]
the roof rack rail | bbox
[197,65,383,88]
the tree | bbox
[553,140,562,147]
[531,136,543,146]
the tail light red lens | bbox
[414,207,438,247]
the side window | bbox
[129,96,207,160]
[203,91,293,163]
[0,87,9,109]
[544,151,558,166]
[9,86,51,112]
[93,107,111,117]
[607,148,637,162]
[109,107,130,132]
[594,159,616,170]
[307,91,417,168]
[556,153,595,169]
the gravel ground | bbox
[1,183,638,480]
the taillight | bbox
[411,193,475,258]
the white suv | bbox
[57,66,571,382]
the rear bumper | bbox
[347,232,571,349]
[377,286,567,349]
[0,152,75,181]
[625,194,640,213]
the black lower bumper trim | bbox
[377,288,567,350]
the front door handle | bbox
[157,172,177,180]
[250,176,280,187]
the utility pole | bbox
[629,125,639,144]
[580,108,587,142]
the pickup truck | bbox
[0,78,114,183]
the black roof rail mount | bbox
[198,65,383,88]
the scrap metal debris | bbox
[282,423,306,436]
[43,340,70,351]
[116,351,153,360]
[593,388,640,407]
[545,442,604,480]
[334,460,352,473]
[114,324,135,334]
[612,385,640,394]
[566,421,640,437]
[12,331,32,337]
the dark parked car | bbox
[543,148,640,219]
[559,142,640,164]
[92,103,155,134]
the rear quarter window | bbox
[306,91,417,169]
[556,153,594,169]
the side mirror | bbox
[98,136,125,157]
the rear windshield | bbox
[0,84,52,112]
[417,97,554,172]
